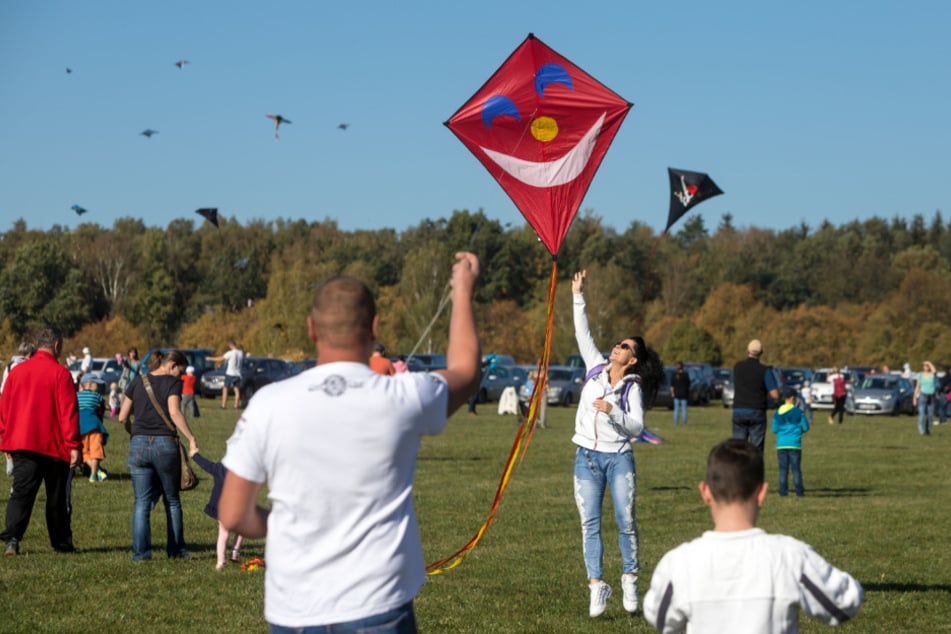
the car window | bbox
[549,369,572,381]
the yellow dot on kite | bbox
[531,116,558,142]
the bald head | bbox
[310,277,376,349]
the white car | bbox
[810,368,854,410]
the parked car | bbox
[781,367,814,392]
[811,368,855,411]
[711,367,733,399]
[519,365,583,406]
[405,353,447,372]
[200,356,299,403]
[69,357,122,387]
[721,380,734,408]
[565,352,609,370]
[477,364,528,402]
[684,362,717,402]
[847,374,916,415]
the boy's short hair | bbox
[705,439,764,503]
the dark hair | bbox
[149,349,188,371]
[128,347,139,358]
[705,439,764,503]
[625,336,664,409]
[32,325,62,351]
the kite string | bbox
[632,234,664,335]
[426,259,557,576]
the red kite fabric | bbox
[446,33,631,255]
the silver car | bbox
[848,374,915,415]
[519,365,583,406]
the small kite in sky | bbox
[71,204,87,216]
[266,114,291,140]
[140,129,158,138]
[174,60,190,69]
[195,207,219,227]
[338,123,349,130]
[665,167,723,233]
[66,67,72,74]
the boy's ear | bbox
[306,315,318,345]
[699,481,714,507]
[755,482,769,508]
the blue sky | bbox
[1,1,948,239]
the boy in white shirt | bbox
[643,438,863,633]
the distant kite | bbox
[175,60,190,69]
[338,123,349,130]
[665,168,724,233]
[195,207,219,227]
[140,129,158,138]
[71,204,87,216]
[266,114,291,140]
[66,68,72,74]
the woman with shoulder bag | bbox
[117,349,199,560]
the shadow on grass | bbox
[649,486,693,491]
[804,487,872,497]
[418,456,488,462]
[862,582,951,593]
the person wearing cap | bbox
[369,343,395,376]
[771,385,810,497]
[731,339,780,452]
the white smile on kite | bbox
[480,113,605,188]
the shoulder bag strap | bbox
[141,373,178,436]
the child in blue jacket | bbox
[771,386,810,497]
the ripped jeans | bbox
[573,447,639,580]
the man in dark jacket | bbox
[671,362,691,426]
[731,339,780,452]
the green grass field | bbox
[1,402,948,632]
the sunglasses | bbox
[614,341,633,351]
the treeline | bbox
[1,209,950,370]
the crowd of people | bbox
[0,256,870,632]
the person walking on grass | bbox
[219,252,481,633]
[643,438,863,633]
[0,325,81,556]
[209,341,245,410]
[828,367,848,425]
[189,447,244,570]
[78,375,109,482]
[571,270,664,618]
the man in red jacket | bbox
[0,325,81,555]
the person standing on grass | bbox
[219,252,481,633]
[189,447,244,570]
[571,270,664,618]
[78,375,109,482]
[0,325,81,556]
[209,341,245,410]
[731,339,779,452]
[828,367,848,425]
[913,361,937,436]
[671,362,691,426]
[180,366,200,421]
[644,439,863,632]
[771,386,809,497]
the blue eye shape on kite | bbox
[534,63,573,97]
[482,95,521,129]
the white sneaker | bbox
[621,574,639,613]
[589,580,611,617]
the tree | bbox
[660,319,721,366]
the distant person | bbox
[369,343,395,376]
[936,366,951,425]
[670,362,691,426]
[731,340,779,452]
[108,382,121,418]
[467,354,498,416]
[209,341,245,409]
[913,361,937,436]
[0,325,81,556]
[119,347,142,392]
[772,386,810,497]
[80,346,93,375]
[571,270,664,617]
[218,252,481,632]
[799,380,813,424]
[393,355,409,373]
[827,367,848,425]
[78,375,109,482]
[189,447,244,570]
[180,366,200,421]
[643,439,863,632]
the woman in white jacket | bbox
[571,270,663,618]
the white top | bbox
[223,348,244,377]
[81,352,93,374]
[643,528,863,633]
[572,294,644,453]
[223,362,449,627]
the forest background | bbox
[2,207,950,370]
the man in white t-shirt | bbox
[209,341,245,410]
[219,252,481,632]
[643,439,863,633]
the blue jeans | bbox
[672,398,688,425]
[573,447,639,580]
[732,410,767,452]
[917,395,934,435]
[128,435,187,560]
[268,601,416,634]
[777,449,804,496]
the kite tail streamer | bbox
[426,260,558,576]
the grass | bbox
[1,402,949,632]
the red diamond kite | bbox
[446,33,631,255]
